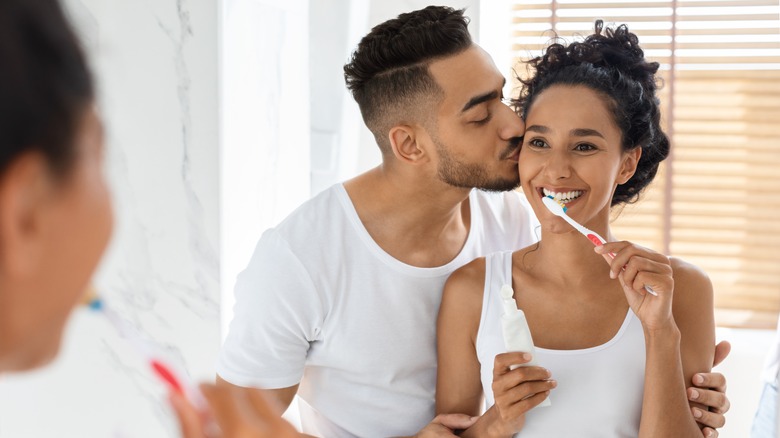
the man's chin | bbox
[475,176,520,193]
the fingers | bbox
[596,242,672,294]
[492,352,555,422]
[498,367,553,391]
[431,413,479,430]
[169,390,207,438]
[712,341,731,368]
[692,406,725,429]
[701,427,718,438]
[688,387,730,415]
[493,352,533,377]
[619,257,671,295]
[692,372,727,394]
[496,390,552,422]
[492,361,552,395]
[495,379,557,405]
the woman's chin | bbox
[1,335,64,373]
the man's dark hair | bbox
[0,0,95,177]
[343,6,472,154]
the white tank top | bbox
[476,251,646,437]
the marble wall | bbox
[0,0,221,436]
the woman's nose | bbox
[544,151,572,180]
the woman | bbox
[437,21,716,437]
[0,0,298,436]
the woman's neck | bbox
[528,228,616,290]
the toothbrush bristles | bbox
[86,297,103,311]
[545,195,567,213]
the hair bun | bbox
[585,20,660,92]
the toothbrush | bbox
[82,289,209,412]
[541,196,658,296]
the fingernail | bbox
[694,374,704,385]
[693,408,702,419]
[470,416,479,421]
[523,353,532,361]
[690,389,699,400]
[705,429,713,437]
[609,270,616,279]
[594,246,604,253]
[550,380,557,388]
[545,369,551,377]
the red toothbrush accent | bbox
[587,234,617,259]
[586,234,603,247]
[151,359,184,394]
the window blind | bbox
[510,0,780,328]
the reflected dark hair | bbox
[0,0,95,176]
[343,6,472,154]
[514,20,669,206]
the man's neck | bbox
[343,166,473,268]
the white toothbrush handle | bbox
[564,216,658,296]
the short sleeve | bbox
[216,229,324,389]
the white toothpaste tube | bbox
[500,284,551,407]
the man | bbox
[216,6,730,437]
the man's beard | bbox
[434,136,521,192]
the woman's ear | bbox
[618,147,642,184]
[388,125,427,164]
[0,151,49,277]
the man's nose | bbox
[498,103,525,141]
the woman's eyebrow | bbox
[571,128,604,138]
[525,124,549,133]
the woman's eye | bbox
[574,143,596,152]
[528,139,548,148]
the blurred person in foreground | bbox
[0,0,298,436]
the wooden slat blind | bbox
[510,0,780,328]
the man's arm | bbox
[171,382,303,438]
[214,376,320,438]
[214,230,323,434]
[216,375,298,413]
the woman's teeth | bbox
[542,188,583,204]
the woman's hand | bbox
[595,242,675,332]
[490,352,556,437]
[170,384,302,438]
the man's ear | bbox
[0,151,50,277]
[388,125,427,164]
[618,147,642,184]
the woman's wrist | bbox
[482,406,515,438]
[486,421,513,438]
[643,320,681,343]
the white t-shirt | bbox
[216,184,539,437]
[476,251,645,437]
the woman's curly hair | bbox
[514,20,669,206]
